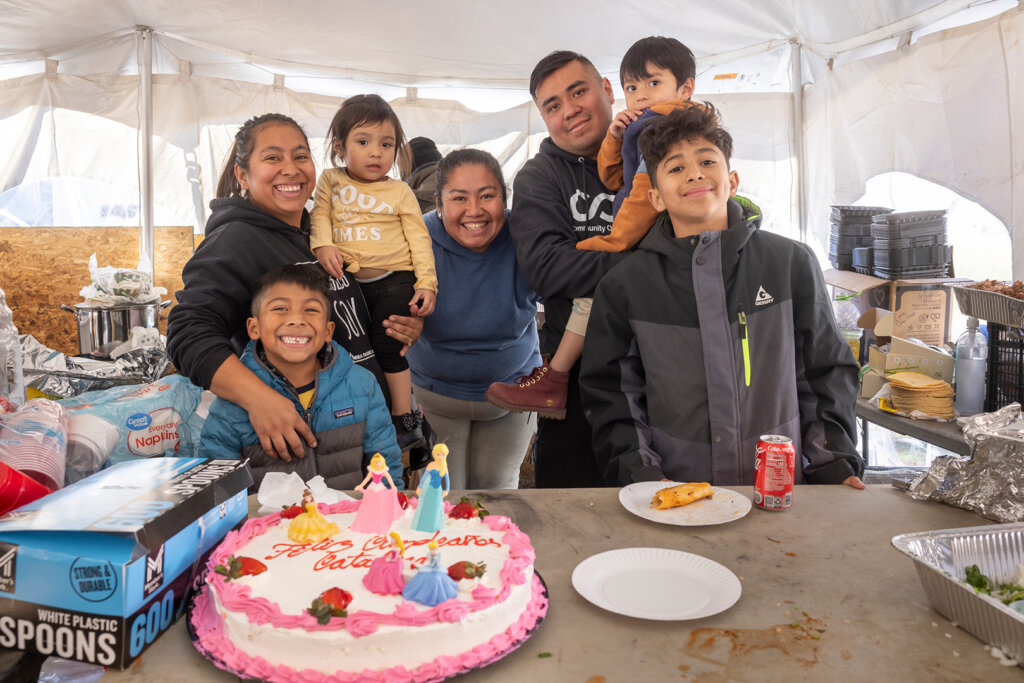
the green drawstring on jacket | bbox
[738,311,751,387]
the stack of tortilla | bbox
[887,372,955,420]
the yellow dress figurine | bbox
[288,489,340,544]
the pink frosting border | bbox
[192,500,547,681]
[191,573,548,683]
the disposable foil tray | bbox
[954,285,1024,328]
[892,523,1024,663]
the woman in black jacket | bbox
[168,113,421,461]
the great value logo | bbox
[125,413,152,430]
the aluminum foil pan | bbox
[19,334,169,398]
[907,404,1024,523]
[893,523,1024,663]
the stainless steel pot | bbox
[60,301,170,359]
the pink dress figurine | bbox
[350,453,404,535]
[362,532,406,595]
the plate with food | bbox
[618,481,751,526]
[572,547,741,620]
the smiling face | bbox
[234,122,314,227]
[623,62,694,111]
[338,120,397,183]
[648,136,739,238]
[534,59,614,158]
[438,163,506,253]
[246,281,334,385]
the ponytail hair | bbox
[216,113,309,199]
[434,148,508,210]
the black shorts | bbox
[357,270,416,373]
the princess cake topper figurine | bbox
[410,444,450,534]
[350,452,404,535]
[401,540,458,607]
[363,531,407,595]
[287,488,340,544]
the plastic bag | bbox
[58,375,203,474]
[78,253,166,306]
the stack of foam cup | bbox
[0,398,68,491]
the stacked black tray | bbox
[870,210,949,279]
[829,205,892,272]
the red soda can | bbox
[753,435,795,511]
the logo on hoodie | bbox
[755,286,775,306]
[570,190,615,227]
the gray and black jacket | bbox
[580,198,863,486]
[198,340,402,491]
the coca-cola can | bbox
[753,434,795,511]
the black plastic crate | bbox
[985,322,1024,412]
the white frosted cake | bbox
[190,499,546,682]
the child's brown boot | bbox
[485,362,568,419]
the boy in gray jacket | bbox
[580,103,865,488]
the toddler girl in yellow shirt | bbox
[311,94,438,449]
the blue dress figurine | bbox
[411,444,450,533]
[402,541,458,607]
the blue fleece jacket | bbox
[407,210,541,402]
[199,340,402,489]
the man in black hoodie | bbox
[508,51,625,487]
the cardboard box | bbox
[825,269,971,346]
[860,368,887,399]
[856,308,953,396]
[0,458,251,669]
[867,337,954,383]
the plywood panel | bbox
[0,227,194,354]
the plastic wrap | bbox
[907,403,1024,522]
[77,253,166,306]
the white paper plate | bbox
[619,481,752,526]
[572,547,741,620]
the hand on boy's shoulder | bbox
[842,475,866,490]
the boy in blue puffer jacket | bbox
[199,265,402,490]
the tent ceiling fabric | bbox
[0,0,979,87]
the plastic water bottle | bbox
[0,288,26,407]
[954,317,987,416]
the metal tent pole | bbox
[137,26,154,275]
[790,41,807,244]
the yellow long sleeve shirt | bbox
[310,168,438,292]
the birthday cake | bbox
[189,498,546,682]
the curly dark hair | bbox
[639,102,733,188]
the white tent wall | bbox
[803,7,1023,273]
[0,1,1019,274]
[0,70,797,240]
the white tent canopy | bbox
[0,0,1021,275]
